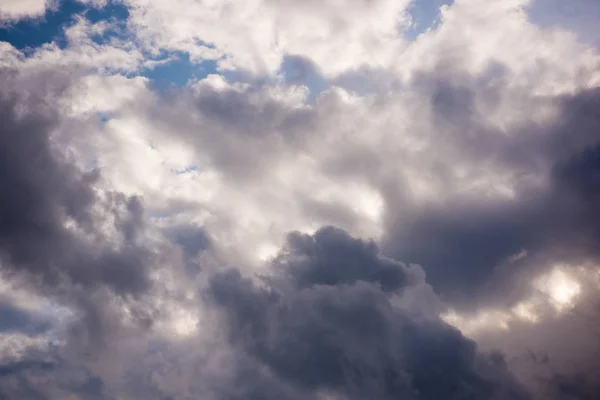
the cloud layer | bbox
[1,0,600,399]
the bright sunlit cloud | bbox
[443,265,585,336]
[535,266,582,310]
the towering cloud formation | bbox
[0,0,599,399]
[0,73,150,295]
[208,227,530,399]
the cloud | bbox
[122,0,412,76]
[381,85,600,307]
[0,71,151,295]
[0,302,52,336]
[0,66,190,398]
[208,227,530,399]
[462,265,600,400]
[273,226,420,291]
[0,355,112,400]
[1,0,600,398]
[0,0,52,23]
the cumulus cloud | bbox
[208,227,530,399]
[1,0,600,398]
[0,0,53,23]
[0,69,151,295]
[122,0,413,75]
[0,66,190,398]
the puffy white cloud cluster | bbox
[123,0,413,75]
[0,0,53,23]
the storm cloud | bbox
[208,227,531,399]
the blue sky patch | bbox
[0,0,130,50]
[405,0,454,40]
[278,54,329,102]
[1,0,457,91]
[0,0,84,49]
[141,52,219,90]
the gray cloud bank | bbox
[208,227,531,399]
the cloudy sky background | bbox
[1,0,599,398]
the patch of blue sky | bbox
[404,0,454,41]
[96,112,112,124]
[86,1,129,24]
[0,0,460,97]
[277,54,329,102]
[0,0,83,50]
[84,1,131,45]
[140,51,219,90]
[274,1,459,101]
[0,0,130,51]
[0,0,214,89]
[171,164,199,175]
[527,0,600,47]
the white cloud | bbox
[45,0,599,273]
[123,0,412,76]
[0,0,52,22]
[1,15,151,78]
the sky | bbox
[0,0,599,399]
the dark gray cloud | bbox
[0,354,112,400]
[164,223,212,277]
[149,78,317,185]
[382,85,600,308]
[273,226,420,291]
[546,371,600,400]
[0,68,167,397]
[0,71,152,296]
[208,226,531,400]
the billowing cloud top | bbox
[0,0,599,399]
